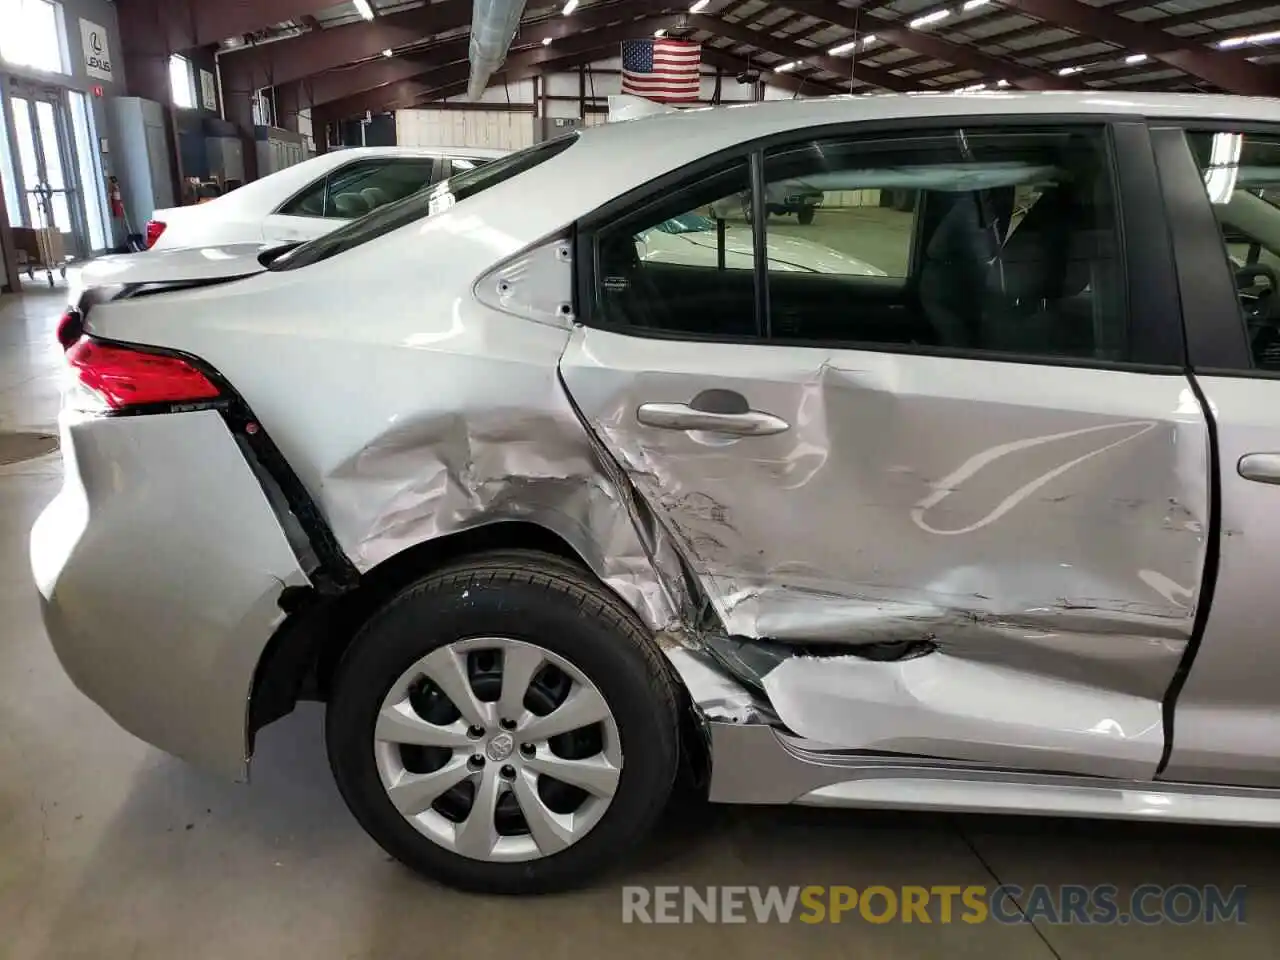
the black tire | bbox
[797,206,816,225]
[326,549,682,894]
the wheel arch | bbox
[246,518,702,760]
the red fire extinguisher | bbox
[108,176,124,218]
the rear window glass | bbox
[269,134,577,271]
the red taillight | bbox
[56,309,84,351]
[65,339,221,410]
[144,220,166,249]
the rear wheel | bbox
[325,550,681,894]
[797,206,816,225]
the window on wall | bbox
[0,0,66,74]
[169,55,197,109]
[0,91,22,227]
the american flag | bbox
[621,38,701,103]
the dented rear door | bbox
[561,120,1206,778]
[562,334,1205,775]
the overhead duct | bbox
[467,0,530,100]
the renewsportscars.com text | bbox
[621,884,1247,925]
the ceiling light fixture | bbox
[996,78,1010,87]
[543,36,553,45]
[958,82,987,91]
[654,28,665,36]
[962,0,991,9]
[689,0,710,12]
[828,40,858,55]
[1124,53,1148,64]
[1219,29,1280,48]
[775,61,799,72]
[562,0,579,14]
[863,34,876,45]
[1058,65,1082,75]
[381,48,393,57]
[353,0,375,21]
[908,9,951,28]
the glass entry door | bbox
[7,86,86,259]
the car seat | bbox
[361,187,391,211]
[981,183,1105,356]
[917,193,1003,348]
[332,192,371,219]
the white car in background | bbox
[145,146,507,250]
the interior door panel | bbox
[767,273,921,344]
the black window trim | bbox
[1151,120,1280,377]
[574,113,1187,374]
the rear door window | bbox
[762,127,1126,359]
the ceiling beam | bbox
[1158,0,1280,30]
[789,0,1077,89]
[410,50,621,106]
[944,11,1032,43]
[228,0,681,101]
[996,0,1280,95]
[977,19,1073,51]
[287,49,468,111]
[276,1,683,108]
[686,12,915,91]
[793,19,839,43]
[732,3,784,29]
[1103,0,1153,14]
[402,45,805,107]
[1205,17,1280,43]
[323,31,849,120]
[1047,12,1280,76]
[697,48,843,96]
[116,0,338,54]
[996,33,1118,61]
[881,54,937,72]
[221,0,475,95]
[317,15,690,119]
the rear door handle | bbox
[1239,453,1280,484]
[636,402,790,437]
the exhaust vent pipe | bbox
[466,0,529,100]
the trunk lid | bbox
[72,243,276,303]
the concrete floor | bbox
[3,282,1280,959]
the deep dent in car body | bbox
[297,233,1209,782]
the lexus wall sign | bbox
[80,19,114,83]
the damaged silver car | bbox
[32,93,1280,893]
